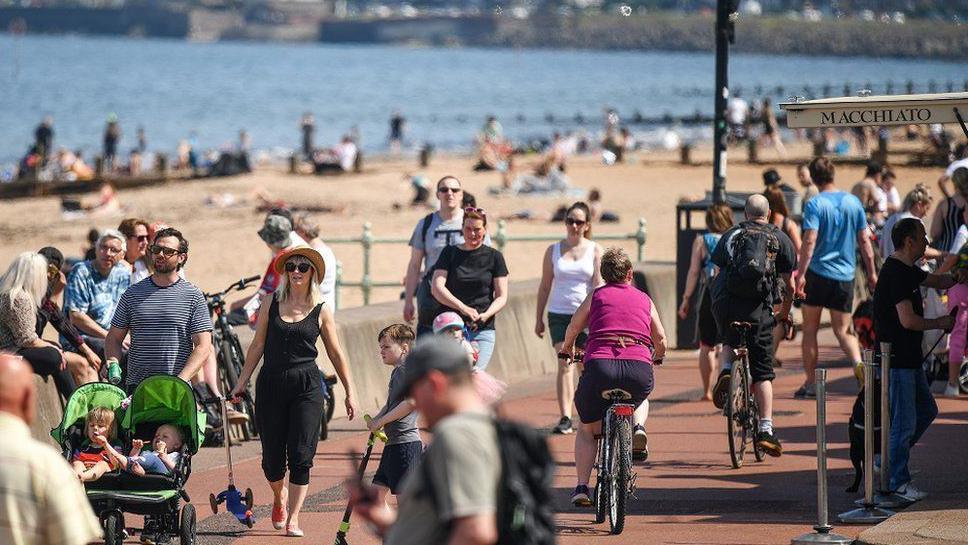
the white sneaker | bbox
[943,383,962,397]
[895,482,928,502]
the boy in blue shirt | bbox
[795,156,878,398]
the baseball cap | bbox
[402,336,472,393]
[258,215,292,247]
[762,168,781,186]
[432,311,464,334]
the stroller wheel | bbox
[244,488,254,510]
[104,511,123,545]
[180,504,197,545]
[209,493,218,515]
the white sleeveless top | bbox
[548,241,596,315]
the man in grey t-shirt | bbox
[404,176,485,335]
[349,338,500,545]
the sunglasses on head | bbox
[438,186,462,194]
[285,262,313,273]
[149,245,181,258]
[565,218,587,226]
[464,207,486,215]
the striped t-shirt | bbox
[111,277,213,387]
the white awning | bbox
[779,92,968,129]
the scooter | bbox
[334,414,388,545]
[209,398,255,528]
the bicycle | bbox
[205,275,261,441]
[724,321,765,469]
[558,351,637,535]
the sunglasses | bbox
[437,186,462,194]
[285,262,313,273]
[464,207,486,215]
[98,245,123,255]
[129,235,149,242]
[149,245,181,258]
[565,218,587,226]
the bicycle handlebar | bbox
[205,275,262,299]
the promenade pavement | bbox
[137,329,965,545]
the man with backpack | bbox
[347,337,555,545]
[710,195,797,456]
[402,176,490,336]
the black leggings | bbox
[19,346,76,402]
[256,364,324,486]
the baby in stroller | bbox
[98,424,185,477]
[71,407,122,482]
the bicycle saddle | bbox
[601,389,633,400]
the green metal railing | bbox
[328,217,647,308]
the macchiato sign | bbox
[780,92,968,129]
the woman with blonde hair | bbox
[230,245,357,537]
[679,203,733,400]
[0,252,75,400]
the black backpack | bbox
[725,223,780,301]
[423,418,557,545]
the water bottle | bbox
[107,358,122,385]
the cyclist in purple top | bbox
[559,248,667,507]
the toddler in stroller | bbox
[71,406,123,482]
[98,423,184,477]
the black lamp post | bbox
[712,0,739,204]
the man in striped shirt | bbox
[105,228,213,393]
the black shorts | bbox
[804,270,854,313]
[548,312,587,347]
[574,359,654,424]
[373,440,423,494]
[697,288,718,348]
[713,304,777,383]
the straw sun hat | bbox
[274,245,326,283]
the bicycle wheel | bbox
[726,360,749,469]
[228,333,259,437]
[751,401,765,462]
[594,438,608,524]
[319,392,330,441]
[220,339,251,442]
[609,416,631,535]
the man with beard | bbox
[105,228,213,393]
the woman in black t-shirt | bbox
[431,208,509,370]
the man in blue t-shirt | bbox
[794,157,878,398]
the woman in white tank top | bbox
[535,202,602,435]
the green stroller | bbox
[52,376,206,545]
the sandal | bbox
[271,504,287,530]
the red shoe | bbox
[271,504,287,530]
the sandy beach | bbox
[0,141,949,310]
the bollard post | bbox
[873,342,907,508]
[680,142,691,165]
[361,223,373,306]
[636,218,647,262]
[840,350,894,523]
[747,138,759,164]
[792,369,852,544]
[494,220,508,253]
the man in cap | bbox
[228,213,307,325]
[0,353,101,545]
[348,337,499,545]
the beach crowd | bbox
[1,103,967,545]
